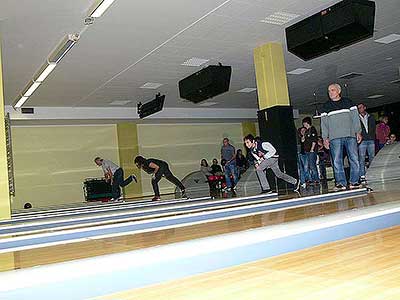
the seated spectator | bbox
[200,159,213,176]
[386,134,397,145]
[236,149,248,177]
[211,158,223,175]
[376,115,390,150]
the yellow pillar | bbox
[0,37,11,220]
[254,42,290,109]
[241,122,256,138]
[116,123,142,198]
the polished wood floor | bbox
[93,225,400,300]
[0,191,397,272]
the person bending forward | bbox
[134,156,187,201]
[244,134,300,193]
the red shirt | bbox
[376,123,390,144]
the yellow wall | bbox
[116,123,142,198]
[11,125,119,210]
[0,37,11,220]
[137,123,244,196]
[10,122,255,208]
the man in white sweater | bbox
[94,157,137,201]
[244,134,300,193]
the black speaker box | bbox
[286,0,375,61]
[178,65,232,103]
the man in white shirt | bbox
[244,134,300,193]
[357,103,376,182]
[94,157,137,201]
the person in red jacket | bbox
[376,116,390,150]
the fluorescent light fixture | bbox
[374,34,400,44]
[89,0,116,18]
[287,68,312,75]
[109,100,132,105]
[14,96,29,108]
[140,82,163,89]
[367,94,384,99]
[237,88,257,93]
[23,81,41,97]
[338,72,363,79]
[48,34,79,63]
[35,62,57,82]
[199,102,217,106]
[181,57,209,67]
[261,11,300,25]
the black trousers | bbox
[112,168,133,199]
[152,162,185,196]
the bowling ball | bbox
[24,202,32,209]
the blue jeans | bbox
[298,153,309,184]
[318,157,327,180]
[358,140,375,177]
[330,137,360,186]
[306,152,319,181]
[224,162,237,188]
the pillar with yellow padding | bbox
[0,37,11,220]
[253,42,298,190]
[116,123,143,199]
[254,42,290,109]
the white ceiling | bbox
[1,0,399,115]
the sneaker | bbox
[152,196,161,201]
[109,198,116,202]
[181,190,189,199]
[293,179,301,192]
[131,174,138,183]
[360,176,366,183]
[116,196,125,202]
[349,182,362,189]
[300,183,307,189]
[261,189,273,194]
[333,184,347,191]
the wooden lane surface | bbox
[93,225,400,300]
[0,191,397,272]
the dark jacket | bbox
[359,114,376,141]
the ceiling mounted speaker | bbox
[178,65,232,103]
[286,0,375,61]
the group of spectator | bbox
[199,83,397,195]
[200,138,249,191]
[300,83,397,191]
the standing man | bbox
[134,156,187,201]
[221,138,237,191]
[357,103,376,182]
[297,126,309,188]
[94,157,137,201]
[244,134,299,193]
[302,116,319,184]
[321,83,362,190]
